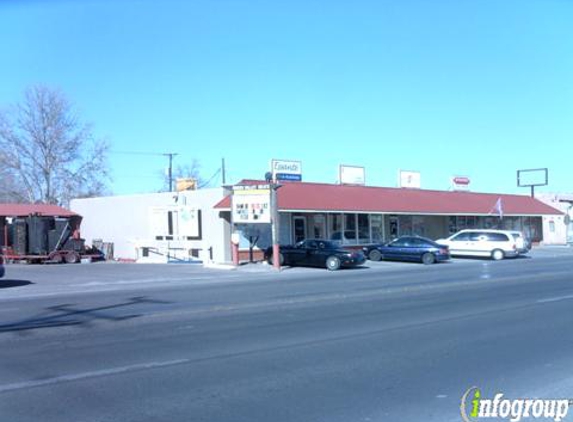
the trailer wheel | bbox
[65,252,80,264]
[50,252,63,264]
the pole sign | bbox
[451,176,471,191]
[271,159,302,182]
[398,170,421,189]
[339,165,365,185]
[232,185,271,224]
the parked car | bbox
[0,254,4,278]
[508,230,531,254]
[362,236,450,265]
[265,239,366,271]
[436,229,520,260]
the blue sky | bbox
[1,0,571,195]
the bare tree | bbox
[160,159,206,192]
[0,85,110,205]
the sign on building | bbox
[271,159,302,182]
[399,170,421,189]
[149,206,202,239]
[176,178,197,191]
[232,185,271,224]
[339,165,365,185]
[451,176,471,191]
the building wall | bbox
[536,193,573,245]
[70,188,230,263]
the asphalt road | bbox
[1,249,573,422]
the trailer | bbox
[1,213,103,264]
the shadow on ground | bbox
[0,296,173,334]
[0,279,34,289]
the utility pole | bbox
[163,153,179,192]
[222,158,226,185]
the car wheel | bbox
[326,256,341,271]
[421,253,435,265]
[491,249,505,261]
[368,250,382,261]
[269,253,284,266]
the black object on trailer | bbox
[3,213,101,264]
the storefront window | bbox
[328,214,342,243]
[466,216,476,229]
[398,215,413,236]
[344,213,357,244]
[412,216,426,236]
[358,214,369,243]
[370,215,384,242]
[448,216,457,234]
[311,214,326,239]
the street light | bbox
[265,172,282,270]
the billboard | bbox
[399,170,421,189]
[517,168,548,187]
[271,159,302,182]
[451,176,471,191]
[339,165,365,185]
[232,185,271,224]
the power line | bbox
[198,168,222,189]
[110,150,173,156]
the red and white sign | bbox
[399,170,421,189]
[451,176,471,191]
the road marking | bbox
[0,359,190,394]
[537,294,573,304]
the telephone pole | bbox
[163,153,179,192]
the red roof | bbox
[0,203,79,218]
[215,181,561,216]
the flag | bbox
[490,197,503,220]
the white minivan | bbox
[436,229,520,260]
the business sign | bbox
[398,170,421,189]
[451,175,471,191]
[149,206,201,239]
[232,185,271,224]
[271,159,302,182]
[339,165,365,185]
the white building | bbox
[535,193,573,245]
[70,187,231,263]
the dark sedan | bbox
[265,239,366,271]
[362,236,450,265]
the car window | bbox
[390,238,408,247]
[450,232,471,241]
[409,238,431,247]
[468,232,485,241]
[486,233,509,242]
[306,240,318,249]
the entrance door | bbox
[293,217,307,243]
[389,216,399,239]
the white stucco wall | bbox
[70,188,231,263]
[536,193,573,245]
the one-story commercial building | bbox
[70,180,563,263]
